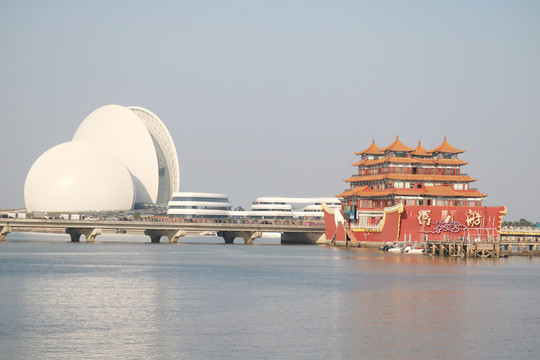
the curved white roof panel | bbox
[254,197,340,205]
[171,192,229,199]
[129,106,180,203]
[24,142,134,212]
[72,105,159,204]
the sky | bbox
[0,0,538,221]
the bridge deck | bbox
[0,218,325,244]
[0,218,324,233]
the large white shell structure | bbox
[73,105,159,204]
[24,104,180,212]
[24,142,135,212]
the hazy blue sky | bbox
[1,0,538,221]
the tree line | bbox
[502,218,538,228]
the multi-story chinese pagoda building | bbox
[323,137,506,246]
[340,136,486,213]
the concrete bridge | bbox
[0,218,326,244]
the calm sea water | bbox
[1,232,540,360]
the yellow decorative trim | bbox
[321,202,335,214]
[352,204,404,234]
[395,208,403,242]
[497,206,507,232]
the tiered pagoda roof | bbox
[354,137,465,159]
[338,186,486,199]
[354,139,383,155]
[382,136,414,152]
[344,174,477,183]
[352,157,468,167]
[429,137,464,154]
[410,141,430,157]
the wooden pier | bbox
[426,240,500,258]
[425,228,540,258]
[426,239,540,258]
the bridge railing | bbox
[146,217,324,226]
[0,218,325,233]
[501,226,540,234]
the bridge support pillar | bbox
[0,226,12,241]
[167,230,187,243]
[144,230,186,243]
[65,228,102,242]
[217,231,262,244]
[281,232,326,244]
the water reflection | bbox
[19,270,163,358]
[2,238,540,359]
[326,248,540,359]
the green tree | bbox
[502,218,535,227]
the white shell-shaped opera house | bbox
[24,105,180,212]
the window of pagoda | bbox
[388,151,408,158]
[441,167,455,176]
[394,164,408,174]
